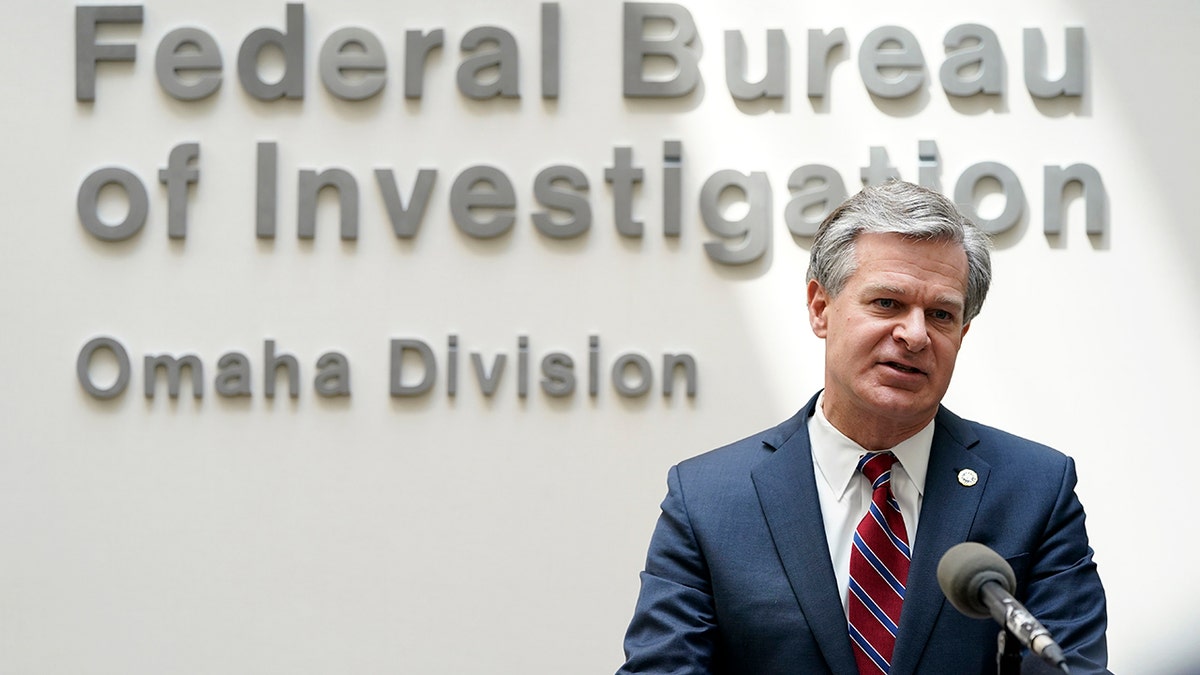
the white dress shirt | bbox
[807,392,934,614]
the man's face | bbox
[807,232,971,448]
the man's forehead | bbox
[852,234,968,276]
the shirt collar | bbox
[809,391,934,501]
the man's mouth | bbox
[883,361,924,375]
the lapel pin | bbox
[957,469,979,487]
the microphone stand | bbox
[997,628,1022,675]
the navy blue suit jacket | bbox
[619,395,1109,674]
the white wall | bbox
[2,0,1196,672]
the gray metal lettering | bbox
[941,24,1003,97]
[390,339,436,396]
[157,142,199,239]
[375,169,437,238]
[320,27,386,101]
[237,3,305,101]
[784,165,846,237]
[458,27,520,99]
[623,3,700,97]
[471,352,506,396]
[533,165,591,239]
[954,162,1025,235]
[298,168,359,240]
[860,146,900,186]
[314,352,351,397]
[807,28,846,98]
[215,352,252,397]
[542,3,560,99]
[662,353,696,397]
[725,29,786,100]
[1024,27,1084,98]
[264,339,299,399]
[588,335,600,397]
[78,167,148,242]
[605,146,645,237]
[156,27,222,101]
[541,353,575,397]
[859,26,925,98]
[447,335,459,397]
[450,166,517,239]
[613,353,652,397]
[404,29,444,99]
[1044,164,1106,236]
[77,337,131,399]
[700,170,771,265]
[76,5,142,102]
[918,139,941,191]
[663,140,682,236]
[518,336,529,398]
[144,353,203,399]
[256,142,277,239]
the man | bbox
[617,181,1108,674]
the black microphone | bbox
[937,542,1070,674]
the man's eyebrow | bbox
[933,295,966,311]
[862,283,906,296]
[862,284,966,310]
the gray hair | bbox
[806,180,993,323]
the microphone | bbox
[937,542,1070,674]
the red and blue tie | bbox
[848,452,911,674]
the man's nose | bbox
[893,309,930,352]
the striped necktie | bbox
[848,451,911,674]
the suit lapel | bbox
[890,407,990,674]
[751,396,859,674]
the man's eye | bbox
[931,309,952,321]
[875,299,896,309]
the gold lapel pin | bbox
[957,469,979,487]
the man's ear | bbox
[807,279,829,338]
[960,321,971,340]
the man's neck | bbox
[819,396,933,451]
